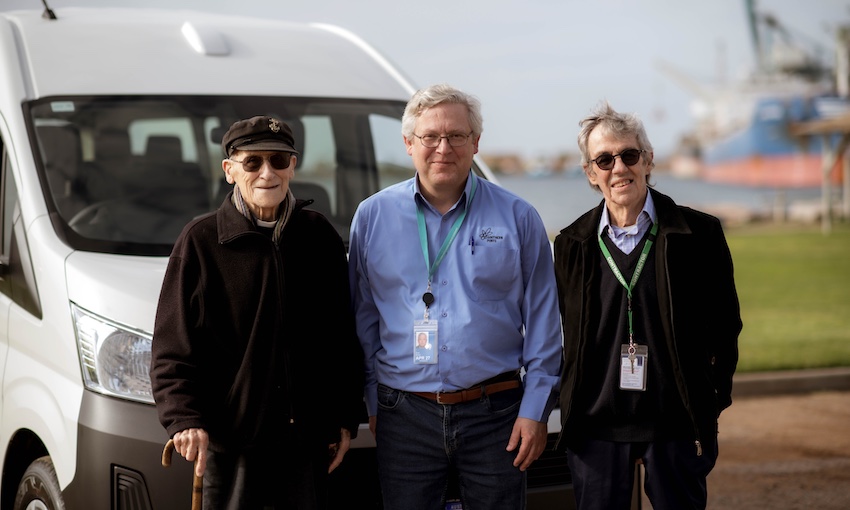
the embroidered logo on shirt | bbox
[478,227,505,244]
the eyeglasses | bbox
[229,153,292,171]
[590,149,645,171]
[413,132,472,148]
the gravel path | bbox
[639,391,850,509]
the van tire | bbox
[13,456,65,510]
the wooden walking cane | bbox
[162,438,203,510]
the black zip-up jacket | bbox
[553,189,742,453]
[151,195,364,450]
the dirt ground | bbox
[639,390,850,509]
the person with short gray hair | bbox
[151,115,364,509]
[350,84,562,509]
[554,102,742,510]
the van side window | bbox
[291,115,337,222]
[0,150,41,317]
[371,113,415,190]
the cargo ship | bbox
[669,0,849,188]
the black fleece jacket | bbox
[150,194,364,451]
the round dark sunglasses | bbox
[590,148,645,171]
[229,153,292,172]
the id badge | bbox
[413,319,438,365]
[619,344,648,391]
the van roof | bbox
[1,7,416,99]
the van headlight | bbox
[71,304,154,404]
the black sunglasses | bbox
[590,148,645,171]
[229,153,292,172]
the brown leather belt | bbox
[411,379,522,405]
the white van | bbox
[0,6,571,510]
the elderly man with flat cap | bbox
[151,115,365,509]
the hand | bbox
[172,428,209,478]
[506,417,547,472]
[328,428,352,473]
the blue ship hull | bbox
[701,95,846,187]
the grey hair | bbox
[401,83,483,139]
[577,101,654,191]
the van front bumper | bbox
[64,393,573,510]
[62,391,194,510]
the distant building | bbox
[480,153,524,174]
[481,152,582,176]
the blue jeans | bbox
[375,384,526,510]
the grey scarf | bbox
[231,186,295,244]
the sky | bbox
[3,0,849,161]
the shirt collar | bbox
[413,171,474,213]
[597,190,656,238]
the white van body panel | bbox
[3,314,82,487]
[65,252,165,329]
[2,215,82,487]
[9,8,415,99]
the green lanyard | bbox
[416,174,477,319]
[597,219,658,346]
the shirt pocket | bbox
[470,242,519,302]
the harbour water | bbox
[496,172,827,236]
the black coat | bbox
[553,189,742,449]
[150,195,364,450]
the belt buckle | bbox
[435,391,447,405]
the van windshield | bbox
[28,95,414,256]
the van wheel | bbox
[14,456,65,510]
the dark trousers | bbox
[203,434,328,510]
[566,437,718,510]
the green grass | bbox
[726,221,850,372]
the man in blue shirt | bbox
[349,83,562,510]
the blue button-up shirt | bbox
[349,173,562,422]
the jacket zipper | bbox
[271,234,298,425]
